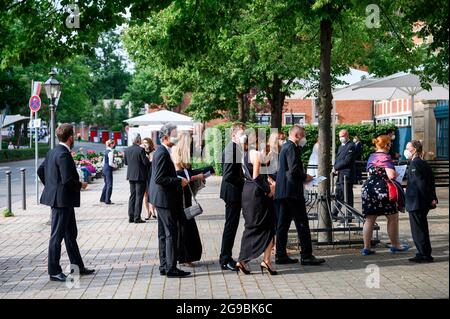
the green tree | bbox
[122,67,164,116]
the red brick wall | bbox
[284,99,313,124]
[335,100,372,124]
[205,98,373,127]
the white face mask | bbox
[353,139,358,143]
[169,137,178,145]
[298,137,307,147]
[391,135,396,140]
[238,134,247,144]
[404,149,412,159]
[339,137,348,144]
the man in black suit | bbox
[37,123,95,282]
[275,125,325,266]
[219,122,246,271]
[332,129,356,220]
[149,123,190,278]
[405,140,438,263]
[124,133,150,223]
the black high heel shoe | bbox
[236,262,251,275]
[260,261,278,275]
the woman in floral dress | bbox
[361,135,409,255]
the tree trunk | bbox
[270,75,284,129]
[317,18,333,243]
[237,93,247,123]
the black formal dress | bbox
[175,167,212,264]
[37,144,85,276]
[219,141,244,266]
[332,141,356,217]
[274,140,313,259]
[406,156,437,259]
[149,145,184,272]
[238,151,275,263]
[124,144,150,222]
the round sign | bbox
[29,95,41,112]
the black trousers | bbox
[48,207,84,275]
[128,181,146,221]
[100,169,113,203]
[409,209,432,258]
[156,206,180,272]
[219,200,241,265]
[332,178,354,216]
[276,198,313,258]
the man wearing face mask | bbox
[149,123,190,277]
[275,125,325,265]
[331,129,357,221]
[219,122,246,271]
[386,128,400,160]
[404,140,438,263]
[124,133,151,223]
[38,123,94,282]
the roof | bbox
[124,110,194,126]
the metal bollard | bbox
[6,171,12,213]
[20,168,26,210]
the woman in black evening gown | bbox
[172,132,214,266]
[236,133,277,275]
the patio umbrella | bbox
[333,72,449,136]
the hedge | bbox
[199,122,397,176]
[0,144,50,162]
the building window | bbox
[255,113,271,125]
[284,113,306,125]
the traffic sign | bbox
[29,95,41,112]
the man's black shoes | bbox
[160,270,166,276]
[301,255,326,265]
[79,268,95,275]
[134,219,146,224]
[221,260,238,271]
[409,256,434,263]
[166,268,191,278]
[50,273,67,282]
[275,256,299,264]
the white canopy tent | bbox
[124,110,194,126]
[124,110,195,146]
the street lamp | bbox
[44,70,61,149]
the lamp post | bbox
[44,70,61,149]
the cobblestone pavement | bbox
[0,168,448,299]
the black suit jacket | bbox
[124,144,150,182]
[406,157,438,212]
[149,145,183,209]
[37,144,81,208]
[275,140,307,200]
[220,141,244,202]
[354,142,363,161]
[334,141,357,184]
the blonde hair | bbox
[268,131,279,153]
[172,132,192,169]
